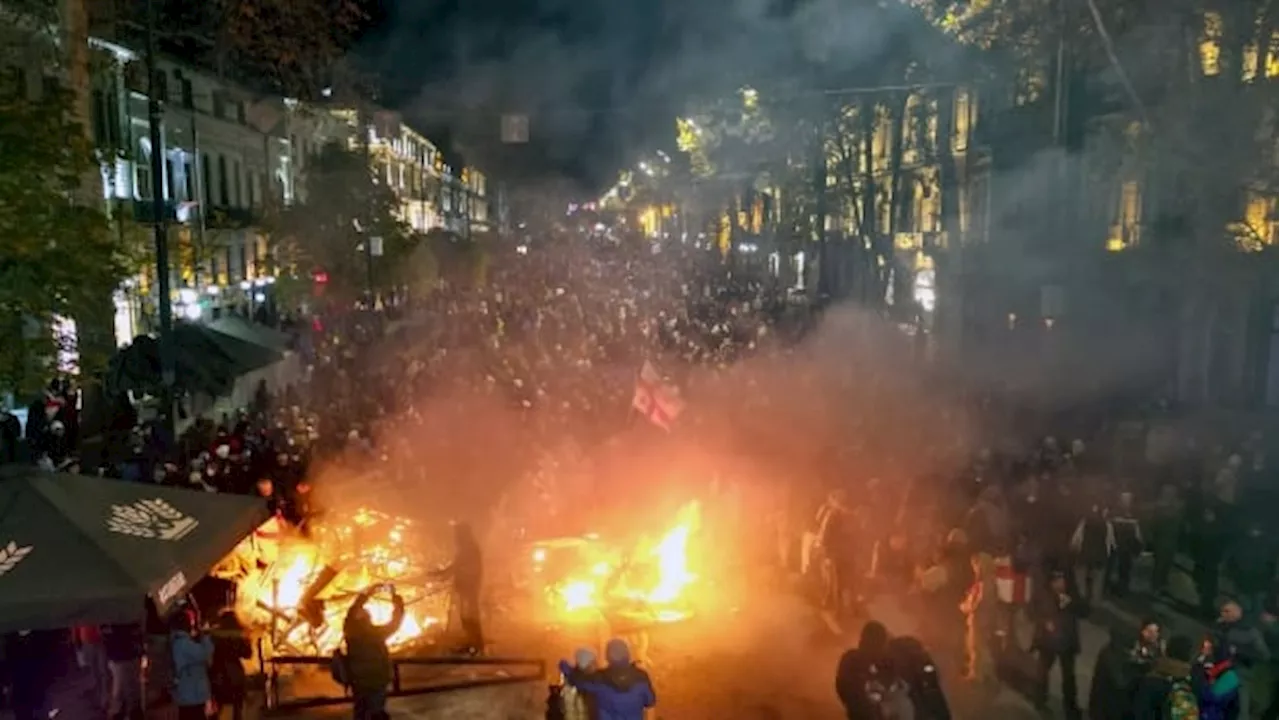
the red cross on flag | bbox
[632,360,684,430]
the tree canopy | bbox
[0,83,129,395]
[267,142,415,301]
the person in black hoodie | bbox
[102,623,145,720]
[887,635,952,720]
[1032,570,1089,717]
[1191,503,1227,619]
[1088,625,1138,720]
[431,523,485,654]
[209,610,252,720]
[3,630,60,720]
[836,621,908,720]
[1227,520,1276,619]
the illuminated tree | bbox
[0,82,129,394]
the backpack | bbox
[330,648,351,687]
[1164,677,1199,720]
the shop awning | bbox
[0,468,268,632]
[207,316,293,354]
[105,323,283,398]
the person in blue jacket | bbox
[558,638,656,720]
[169,609,214,720]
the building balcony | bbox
[128,199,181,223]
[203,205,259,229]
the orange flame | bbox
[223,509,441,656]
[540,501,701,623]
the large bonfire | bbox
[213,508,443,656]
[214,497,705,657]
[529,500,703,626]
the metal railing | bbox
[262,653,546,714]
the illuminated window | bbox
[914,175,941,233]
[1241,31,1280,82]
[1200,12,1222,76]
[874,111,891,171]
[952,89,972,153]
[1107,180,1142,251]
[903,94,922,165]
[926,99,939,155]
[1235,192,1278,251]
[1271,39,1280,78]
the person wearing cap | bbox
[555,648,599,720]
[1031,570,1088,716]
[557,638,655,720]
[1215,600,1271,718]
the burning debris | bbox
[530,501,702,626]
[214,508,444,656]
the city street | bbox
[264,576,1208,719]
[10,566,1208,720]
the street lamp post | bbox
[144,0,175,437]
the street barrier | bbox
[262,653,546,714]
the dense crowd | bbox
[0,233,1275,720]
[0,236,797,720]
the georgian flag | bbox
[632,360,684,430]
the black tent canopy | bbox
[208,316,292,354]
[0,469,268,632]
[105,322,284,397]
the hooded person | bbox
[557,638,655,720]
[836,621,913,720]
[557,648,600,720]
[1088,625,1140,720]
[209,610,252,720]
[887,635,950,720]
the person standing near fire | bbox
[431,522,485,655]
[341,585,406,720]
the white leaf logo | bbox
[0,541,33,576]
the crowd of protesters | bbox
[0,235,799,720]
[0,231,1275,720]
[814,427,1278,719]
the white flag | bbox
[632,360,684,430]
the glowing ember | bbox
[217,508,444,656]
[537,501,702,623]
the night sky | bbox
[355,0,811,188]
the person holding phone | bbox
[169,609,214,720]
[342,585,405,720]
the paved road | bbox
[266,683,544,720]
[21,558,1206,720]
